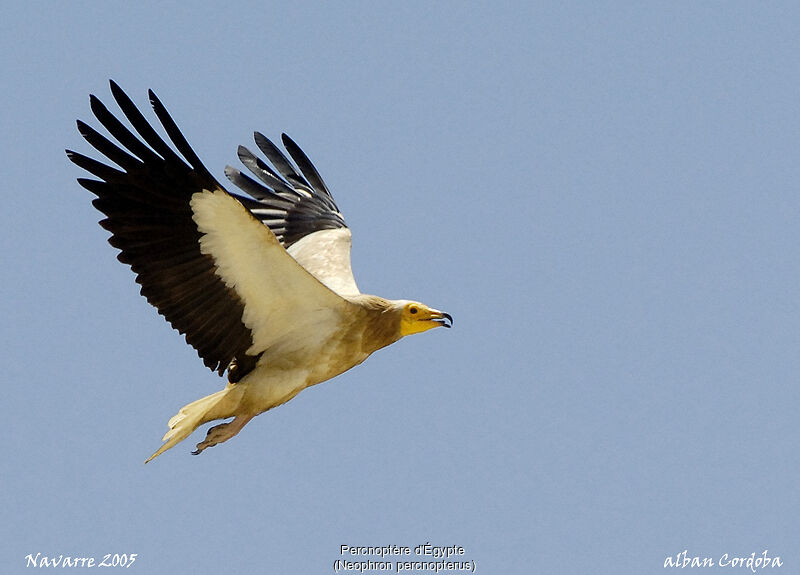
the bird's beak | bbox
[400,305,452,336]
[430,309,453,329]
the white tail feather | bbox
[145,387,243,463]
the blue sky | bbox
[2,2,799,573]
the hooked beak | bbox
[430,309,453,329]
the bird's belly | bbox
[238,367,310,414]
[237,342,369,414]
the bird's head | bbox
[397,300,453,336]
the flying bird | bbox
[67,81,452,462]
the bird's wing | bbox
[225,133,360,297]
[67,81,354,381]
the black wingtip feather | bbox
[253,132,310,190]
[147,88,216,182]
[70,83,258,381]
[228,131,348,248]
[281,133,337,208]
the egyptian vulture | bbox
[67,81,452,462]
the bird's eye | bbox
[409,306,418,314]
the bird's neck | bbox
[348,294,404,354]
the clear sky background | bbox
[2,2,799,573]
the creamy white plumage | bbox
[67,81,451,461]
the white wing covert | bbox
[67,81,356,383]
[225,133,360,297]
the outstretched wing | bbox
[225,133,360,297]
[67,81,352,381]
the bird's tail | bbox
[145,386,243,463]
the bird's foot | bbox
[191,415,252,456]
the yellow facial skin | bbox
[399,302,453,336]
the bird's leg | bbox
[192,414,254,455]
